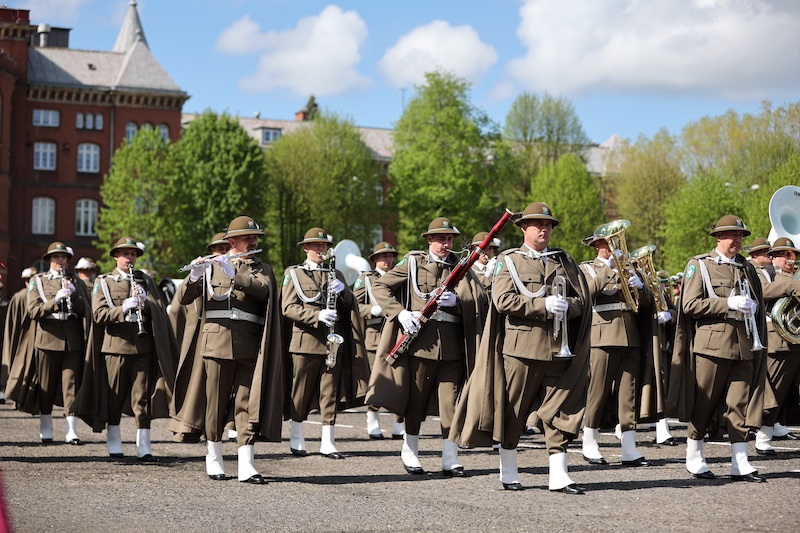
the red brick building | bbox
[0,2,187,296]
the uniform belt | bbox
[593,303,630,313]
[726,311,744,321]
[205,309,266,325]
[429,309,462,324]
[366,317,384,326]
[43,312,72,321]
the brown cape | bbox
[449,248,592,447]
[3,288,34,401]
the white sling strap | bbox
[504,253,546,298]
[289,266,323,304]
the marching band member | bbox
[174,217,284,483]
[667,215,769,482]
[2,267,38,406]
[353,241,405,440]
[451,202,593,493]
[754,237,800,455]
[470,231,500,297]
[282,228,370,460]
[367,217,488,476]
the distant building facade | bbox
[0,2,187,295]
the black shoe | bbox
[731,472,766,483]
[404,465,426,475]
[67,438,82,446]
[392,434,404,440]
[109,453,124,458]
[774,432,800,441]
[502,482,524,491]
[208,474,227,481]
[692,470,716,480]
[746,430,756,441]
[657,437,680,446]
[756,448,776,456]
[552,483,585,495]
[583,455,607,465]
[240,474,268,485]
[442,466,466,477]
[137,454,159,463]
[368,433,385,440]
[41,438,53,444]
[290,448,308,457]
[621,457,649,467]
[322,451,345,460]
[0,398,6,404]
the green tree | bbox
[165,110,268,271]
[263,113,384,268]
[614,129,685,258]
[390,70,509,251]
[529,154,604,261]
[95,126,173,275]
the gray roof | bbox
[113,0,147,53]
[585,134,625,176]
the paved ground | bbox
[1,401,799,533]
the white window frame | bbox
[32,197,55,235]
[85,113,94,130]
[33,142,57,170]
[77,143,100,173]
[33,109,60,127]
[125,121,138,142]
[76,112,84,129]
[95,113,103,130]
[75,198,98,236]
[158,124,169,142]
[261,128,282,145]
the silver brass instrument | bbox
[771,267,800,344]
[128,266,148,338]
[551,274,573,358]
[593,219,639,313]
[58,264,77,320]
[179,249,262,272]
[630,245,669,313]
[323,252,344,369]
[736,273,765,351]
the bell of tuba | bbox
[772,268,800,344]
[593,219,639,313]
[630,244,669,313]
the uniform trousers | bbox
[405,357,463,437]
[763,352,800,426]
[584,346,639,431]
[291,353,342,425]
[203,357,255,445]
[105,352,152,428]
[688,353,752,443]
[501,355,570,452]
[36,349,81,416]
[366,350,379,412]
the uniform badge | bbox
[282,273,290,287]
[396,257,407,267]
[28,279,35,292]
[686,265,696,280]
[353,278,363,290]
[494,261,504,277]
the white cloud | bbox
[19,0,90,24]
[379,20,498,88]
[507,0,800,99]
[216,5,371,96]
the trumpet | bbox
[179,249,262,272]
[322,252,344,370]
[57,264,77,320]
[551,275,573,358]
[736,273,765,351]
[127,265,148,338]
[593,219,640,313]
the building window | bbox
[95,113,103,130]
[261,128,281,145]
[33,142,57,170]
[75,198,98,236]
[125,122,138,142]
[85,113,94,130]
[32,197,55,235]
[33,109,60,127]
[158,124,169,142]
[77,143,100,173]
[76,112,84,129]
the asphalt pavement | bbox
[1,402,799,532]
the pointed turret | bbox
[113,0,148,53]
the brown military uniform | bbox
[282,261,354,425]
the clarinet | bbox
[58,265,77,320]
[128,266,148,338]
[323,253,344,370]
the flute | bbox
[179,249,262,272]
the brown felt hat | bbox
[223,216,265,239]
[709,215,750,237]
[206,232,229,252]
[421,217,460,237]
[298,227,334,245]
[369,241,398,259]
[42,242,74,262]
[768,237,800,256]
[746,238,771,254]
[471,232,500,249]
[514,202,559,227]
[109,237,144,257]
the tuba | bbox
[772,267,800,344]
[593,219,639,313]
[630,245,669,313]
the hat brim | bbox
[370,250,398,259]
[514,215,559,227]
[298,238,333,246]
[709,226,751,237]
[768,246,800,255]
[421,229,461,237]
[110,246,144,258]
[42,251,74,262]
[224,229,264,239]
[747,245,771,253]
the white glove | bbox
[437,290,457,307]
[628,271,644,290]
[136,289,147,306]
[215,255,236,278]
[485,258,497,279]
[657,311,672,324]
[122,297,139,313]
[727,294,757,313]
[66,281,76,294]
[370,305,383,317]
[545,295,568,315]
[398,309,421,334]
[188,257,206,282]
[329,278,345,295]
[318,309,338,327]
[55,288,71,303]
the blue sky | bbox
[21,0,800,144]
